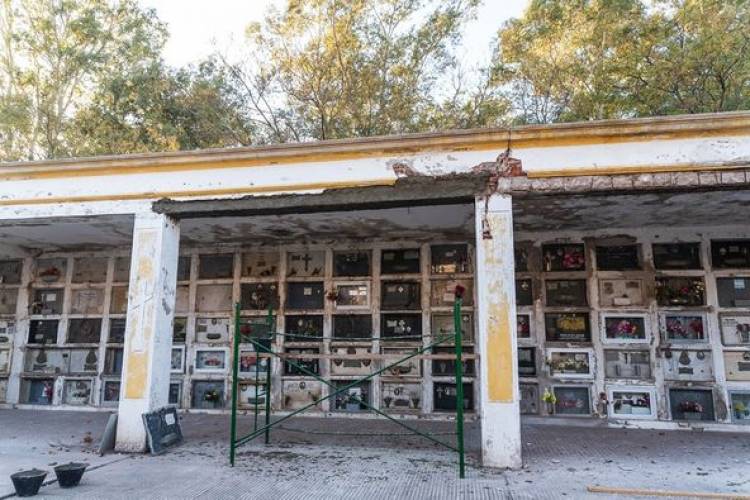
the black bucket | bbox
[10,469,47,497]
[53,462,87,488]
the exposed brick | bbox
[562,176,594,192]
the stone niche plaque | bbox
[604,350,651,380]
[653,242,702,270]
[27,320,58,345]
[545,279,588,307]
[285,315,323,342]
[607,387,656,420]
[282,380,323,410]
[70,288,105,315]
[102,380,120,405]
[194,349,227,373]
[170,347,184,373]
[69,348,99,373]
[655,276,705,307]
[724,351,750,381]
[31,288,64,315]
[175,286,189,314]
[172,317,187,344]
[660,313,707,343]
[238,347,269,377]
[381,248,420,275]
[381,347,421,378]
[515,247,530,272]
[177,256,191,282]
[196,284,232,312]
[191,380,225,409]
[334,282,370,309]
[547,349,593,378]
[381,382,421,412]
[195,317,231,343]
[0,289,18,315]
[239,315,277,343]
[662,349,713,382]
[381,313,422,340]
[237,381,266,409]
[520,384,539,414]
[241,251,280,278]
[330,346,372,376]
[62,379,93,405]
[431,312,473,345]
[72,257,108,283]
[333,314,372,340]
[553,386,591,415]
[23,378,54,405]
[169,381,182,406]
[595,244,641,271]
[599,279,644,307]
[333,251,371,277]
[430,279,473,307]
[717,277,750,308]
[542,244,585,272]
[0,259,22,284]
[67,319,102,344]
[35,258,66,283]
[283,347,320,376]
[103,348,123,375]
[286,282,324,310]
[601,314,648,343]
[712,240,750,269]
[545,313,591,342]
[669,388,714,421]
[432,346,474,376]
[287,251,325,278]
[240,283,279,311]
[431,244,470,275]
[381,281,421,310]
[720,314,750,346]
[518,347,537,377]
[516,279,533,306]
[331,380,371,412]
[433,382,474,412]
[0,320,15,344]
[198,253,234,279]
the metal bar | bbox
[264,306,273,445]
[453,296,466,479]
[229,302,241,467]
[253,329,260,433]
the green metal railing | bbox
[230,292,468,478]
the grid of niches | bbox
[0,259,23,403]
[515,236,750,425]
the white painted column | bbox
[116,212,180,452]
[475,193,522,469]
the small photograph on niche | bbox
[102,380,120,405]
[35,258,66,283]
[599,279,644,307]
[70,288,104,315]
[169,381,182,407]
[553,386,591,416]
[669,388,714,421]
[28,320,58,345]
[238,349,269,377]
[601,314,648,343]
[194,349,227,373]
[431,346,475,377]
[520,384,539,414]
[719,314,750,346]
[381,248,420,275]
[547,350,593,378]
[431,244,470,274]
[0,320,14,344]
[652,243,702,270]
[333,251,371,277]
[67,319,102,344]
[198,253,234,280]
[332,380,370,412]
[517,314,532,340]
[515,279,533,306]
[0,259,22,284]
[285,315,323,342]
[240,283,279,311]
[604,350,652,380]
[544,313,591,342]
[172,317,187,344]
[30,288,64,315]
[716,277,750,308]
[283,347,320,376]
[722,351,750,382]
[381,281,420,310]
[608,388,656,420]
[192,380,225,409]
[286,282,324,310]
[545,279,587,307]
[730,392,750,424]
[286,251,325,278]
[108,319,126,344]
[381,313,421,341]
[63,379,92,405]
[433,382,473,412]
[517,347,536,377]
[0,289,18,315]
[24,379,54,405]
[333,314,372,341]
[334,283,370,309]
[662,349,713,381]
[712,240,750,269]
[72,257,108,283]
[381,382,421,412]
[241,251,279,278]
[655,277,705,307]
[542,244,585,272]
[514,247,529,272]
[595,245,641,271]
[195,318,231,343]
[660,313,706,343]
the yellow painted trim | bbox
[0,178,396,207]
[527,162,750,178]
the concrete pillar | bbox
[116,212,180,452]
[474,193,522,469]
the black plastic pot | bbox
[54,463,87,488]
[10,469,47,497]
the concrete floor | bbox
[1,409,749,499]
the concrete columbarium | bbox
[0,111,749,467]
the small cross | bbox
[301,253,313,272]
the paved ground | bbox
[1,409,749,499]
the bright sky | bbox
[138,0,529,68]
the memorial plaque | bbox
[655,276,705,306]
[195,317,231,343]
[730,392,750,424]
[286,282,324,310]
[72,257,108,283]
[661,313,706,343]
[70,288,104,315]
[381,313,422,340]
[241,251,280,278]
[430,279,473,307]
[237,381,267,409]
[23,378,54,404]
[724,351,750,381]
[515,247,529,272]
[599,279,644,307]
[175,286,189,313]
[110,286,128,314]
[35,258,66,283]
[240,283,279,311]
[433,382,474,412]
[198,253,234,279]
[287,251,325,278]
[142,406,183,455]
[712,240,750,269]
[196,284,232,312]
[669,388,714,421]
[381,281,420,310]
[69,348,98,373]
[608,388,656,419]
[0,259,22,284]
[604,350,651,380]
[516,279,533,306]
[431,244,470,274]
[542,244,585,272]
[0,320,14,344]
[113,256,131,283]
[191,380,225,409]
[381,347,421,378]
[595,245,640,271]
[431,312,473,344]
[63,379,92,405]
[381,382,421,411]
[332,380,371,412]
[172,317,187,344]
[102,380,120,405]
[0,289,17,315]
[0,348,9,373]
[283,347,320,376]
[28,320,58,345]
[653,243,702,270]
[518,347,537,377]
[544,313,591,342]
[333,251,371,277]
[431,346,475,376]
[282,380,322,410]
[601,315,648,343]
[381,248,420,275]
[169,381,182,406]
[662,349,713,381]
[103,348,123,375]
[719,314,750,346]
[331,346,373,376]
[25,348,68,373]
[238,315,276,342]
[194,349,227,373]
[545,279,588,307]
[285,315,323,342]
[520,384,539,414]
[717,277,750,307]
[548,349,593,378]
[31,288,64,315]
[238,348,269,377]
[177,256,191,282]
[333,314,372,340]
[334,282,370,309]
[553,386,591,415]
[67,319,101,344]
[170,347,185,373]
[517,314,532,339]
